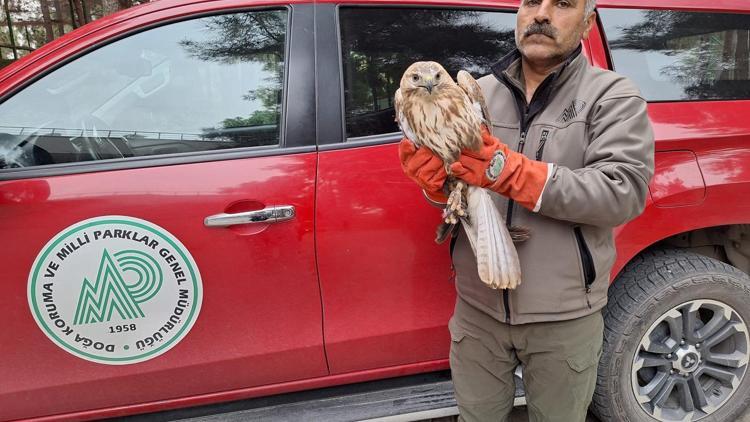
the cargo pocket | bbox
[565,345,600,373]
[448,324,515,407]
[450,329,466,344]
[562,340,602,412]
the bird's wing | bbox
[394,88,417,142]
[463,185,522,290]
[457,70,491,127]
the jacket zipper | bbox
[503,86,533,324]
[535,134,547,160]
[503,125,527,323]
[493,47,580,324]
[573,225,596,309]
[501,72,552,324]
[505,129,526,226]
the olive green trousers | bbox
[449,297,604,422]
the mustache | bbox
[524,22,557,39]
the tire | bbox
[592,249,750,422]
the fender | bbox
[612,100,750,280]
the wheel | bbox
[593,249,750,422]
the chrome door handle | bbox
[204,205,295,227]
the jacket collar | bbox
[490,44,584,88]
[489,44,585,130]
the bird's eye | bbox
[412,75,419,82]
[436,73,441,80]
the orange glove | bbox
[450,126,549,211]
[398,138,448,203]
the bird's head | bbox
[400,61,453,96]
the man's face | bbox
[515,0,595,67]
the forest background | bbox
[1,0,148,69]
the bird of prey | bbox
[394,61,526,289]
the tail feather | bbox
[462,186,522,289]
[435,221,457,244]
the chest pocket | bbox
[490,124,520,151]
[533,126,554,161]
[526,121,587,170]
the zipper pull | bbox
[518,131,526,152]
[585,286,592,308]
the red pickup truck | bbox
[1,0,749,421]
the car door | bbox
[0,3,325,420]
[314,2,519,374]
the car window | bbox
[339,7,516,139]
[600,9,750,101]
[0,10,287,169]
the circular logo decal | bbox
[682,353,699,370]
[28,216,202,365]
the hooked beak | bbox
[422,77,434,94]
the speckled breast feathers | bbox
[394,62,488,170]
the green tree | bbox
[609,10,750,99]
[339,8,515,136]
[179,11,285,134]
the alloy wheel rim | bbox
[631,299,749,421]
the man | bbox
[398,0,655,420]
